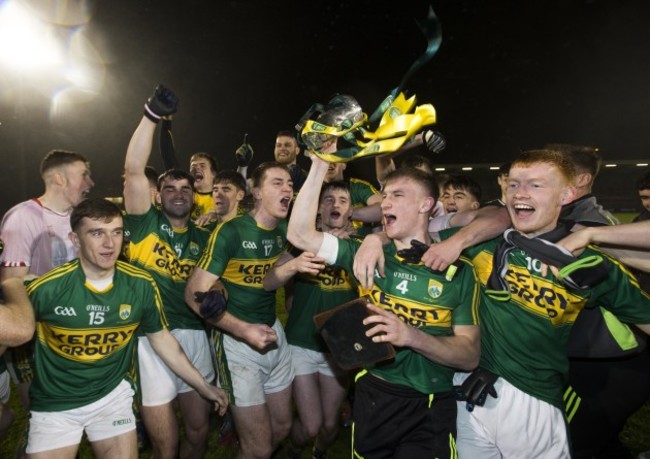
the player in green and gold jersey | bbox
[124,85,216,459]
[264,180,357,458]
[288,146,480,459]
[186,162,295,459]
[25,198,227,458]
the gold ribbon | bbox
[303,92,436,163]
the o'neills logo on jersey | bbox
[37,322,139,362]
[119,304,132,320]
[427,279,443,299]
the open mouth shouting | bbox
[511,203,535,218]
[383,212,396,228]
[280,196,292,212]
[192,170,205,183]
[325,209,344,227]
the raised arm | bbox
[287,154,331,254]
[235,133,254,184]
[124,85,178,215]
[159,118,179,170]
[124,117,157,215]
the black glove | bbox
[397,239,430,264]
[194,289,227,321]
[144,84,178,123]
[235,133,254,167]
[423,130,446,154]
[454,367,498,412]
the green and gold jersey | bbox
[443,229,650,408]
[349,178,380,237]
[334,239,479,394]
[27,260,167,412]
[198,214,288,326]
[191,191,215,221]
[124,207,209,330]
[285,262,357,352]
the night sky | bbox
[1,0,649,215]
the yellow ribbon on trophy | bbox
[301,92,436,163]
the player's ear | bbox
[252,187,261,200]
[561,186,577,205]
[574,172,592,190]
[470,201,480,210]
[52,170,67,187]
[420,197,434,214]
[69,231,80,248]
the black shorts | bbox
[352,372,457,459]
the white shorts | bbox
[454,372,571,458]
[218,319,294,407]
[290,345,347,378]
[0,369,10,403]
[138,329,215,406]
[26,379,135,454]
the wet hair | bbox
[384,167,439,201]
[157,169,195,191]
[320,180,351,204]
[40,150,88,176]
[401,154,433,174]
[190,152,218,174]
[544,144,600,181]
[214,170,247,193]
[637,171,650,191]
[250,162,290,189]
[511,149,577,184]
[443,175,482,202]
[70,198,122,232]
